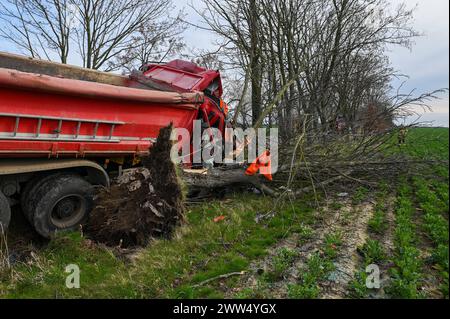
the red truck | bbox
[0,52,228,238]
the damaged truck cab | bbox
[0,53,228,238]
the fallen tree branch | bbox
[293,174,350,197]
[182,168,278,197]
[331,169,378,187]
[278,159,449,172]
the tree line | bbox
[0,0,437,140]
[195,0,423,140]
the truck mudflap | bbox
[0,158,110,187]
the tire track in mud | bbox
[226,198,377,299]
[378,198,396,257]
[319,202,374,299]
[371,197,396,299]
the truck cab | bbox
[140,59,228,135]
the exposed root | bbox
[85,124,185,248]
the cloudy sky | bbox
[1,0,448,126]
[388,0,449,127]
[179,0,450,127]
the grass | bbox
[263,248,298,282]
[0,194,316,299]
[368,185,389,235]
[396,128,448,298]
[358,239,386,265]
[349,186,390,298]
[383,127,448,299]
[296,224,314,244]
[287,252,335,299]
[287,231,342,299]
[413,177,449,298]
[350,180,448,299]
[349,268,375,299]
[323,232,343,259]
[1,127,448,299]
[352,187,369,204]
[368,205,388,235]
[0,233,131,298]
[387,182,424,299]
[400,127,449,161]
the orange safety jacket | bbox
[220,99,229,116]
[245,150,273,181]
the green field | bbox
[0,127,448,299]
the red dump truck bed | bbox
[0,53,207,159]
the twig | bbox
[331,169,377,187]
[293,174,350,197]
[191,271,247,288]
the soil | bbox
[85,124,185,248]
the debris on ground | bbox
[85,124,185,248]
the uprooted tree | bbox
[85,124,273,247]
[85,124,185,247]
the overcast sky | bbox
[179,0,449,127]
[1,0,448,126]
[388,0,449,127]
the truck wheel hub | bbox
[51,195,85,227]
[57,199,76,217]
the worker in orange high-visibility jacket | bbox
[220,99,229,116]
[245,150,273,181]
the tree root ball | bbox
[85,124,185,248]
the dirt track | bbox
[227,198,382,299]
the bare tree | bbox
[72,0,180,70]
[0,0,74,63]
[0,0,186,71]
[197,0,420,138]
[196,0,264,125]
[107,13,186,73]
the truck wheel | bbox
[0,191,11,234]
[30,175,94,238]
[21,173,62,224]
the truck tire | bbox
[30,175,94,238]
[0,191,11,234]
[21,173,62,224]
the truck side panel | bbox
[0,86,199,158]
